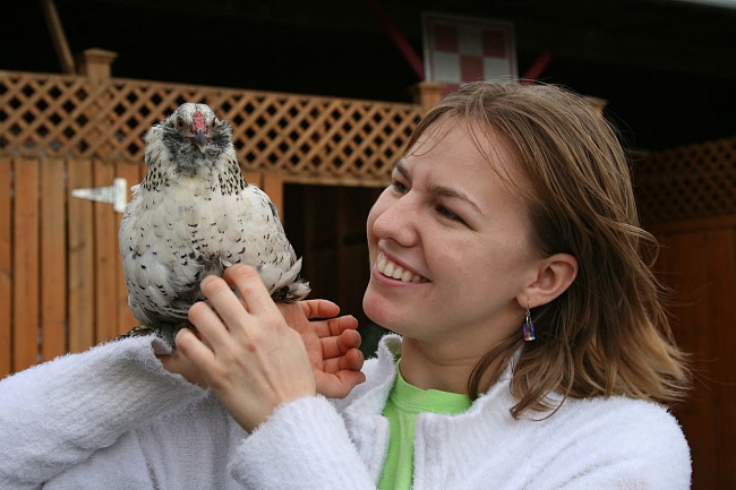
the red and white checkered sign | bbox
[422,12,517,93]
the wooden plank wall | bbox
[648,218,736,490]
[0,153,389,377]
[634,136,736,489]
[0,156,145,376]
[0,157,13,376]
[0,158,274,378]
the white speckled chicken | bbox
[119,103,309,346]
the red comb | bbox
[192,110,206,131]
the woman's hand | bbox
[168,264,364,431]
[277,299,365,399]
[159,300,366,396]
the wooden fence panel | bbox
[0,69,425,377]
[0,155,290,372]
[656,230,715,487]
[115,161,144,337]
[651,225,736,490]
[636,131,736,490]
[93,160,118,343]
[0,156,12,377]
[650,222,736,490]
[67,158,95,353]
[0,67,422,370]
[13,157,40,372]
[40,157,67,361]
[704,228,736,487]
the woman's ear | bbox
[518,253,578,308]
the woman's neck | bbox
[397,337,501,394]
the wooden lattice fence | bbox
[0,69,424,376]
[633,136,736,225]
[0,70,423,186]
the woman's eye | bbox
[391,180,409,194]
[436,205,462,222]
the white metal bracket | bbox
[72,177,128,213]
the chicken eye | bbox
[176,117,186,130]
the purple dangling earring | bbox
[523,305,536,342]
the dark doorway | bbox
[285,184,389,357]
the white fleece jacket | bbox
[0,334,690,490]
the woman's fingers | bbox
[320,327,361,360]
[174,327,217,378]
[199,272,254,331]
[222,265,276,316]
[315,352,367,399]
[195,266,283,349]
[324,339,365,373]
[298,298,341,320]
[187,294,232,351]
[309,312,359,339]
[157,344,209,387]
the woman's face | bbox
[363,119,542,352]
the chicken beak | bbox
[193,129,207,153]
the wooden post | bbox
[77,48,118,83]
[72,48,117,348]
[41,0,76,74]
[410,82,447,113]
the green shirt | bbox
[378,364,472,490]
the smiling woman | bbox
[0,81,691,490]
[388,83,691,415]
[363,121,550,386]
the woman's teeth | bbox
[376,254,426,283]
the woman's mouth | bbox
[376,253,428,283]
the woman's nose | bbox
[370,192,418,247]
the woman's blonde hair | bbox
[406,82,691,418]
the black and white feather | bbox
[119,102,309,345]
